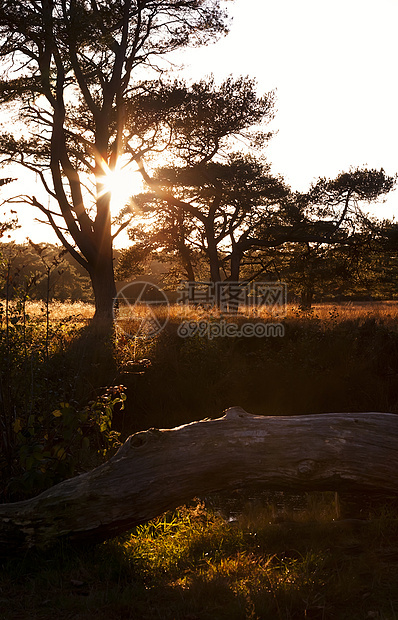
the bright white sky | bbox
[2,0,398,245]
[183,0,398,194]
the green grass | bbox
[2,497,398,619]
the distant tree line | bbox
[0,242,94,303]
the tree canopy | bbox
[0,0,230,320]
[120,160,395,297]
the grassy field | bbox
[21,298,398,324]
[2,300,398,619]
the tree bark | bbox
[1,408,398,554]
[229,246,242,282]
[89,259,117,323]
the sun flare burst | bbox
[98,158,144,210]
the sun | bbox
[99,157,144,210]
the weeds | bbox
[0,293,118,500]
[7,385,125,497]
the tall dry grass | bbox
[116,300,398,332]
[8,299,398,327]
[23,300,95,321]
[290,301,398,327]
[125,300,398,320]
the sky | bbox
[183,0,398,193]
[2,0,398,245]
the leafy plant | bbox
[8,386,126,498]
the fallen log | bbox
[1,407,398,553]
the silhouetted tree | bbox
[128,164,395,296]
[0,177,18,238]
[228,168,394,306]
[118,73,276,279]
[223,167,394,297]
[148,154,288,282]
[0,0,229,321]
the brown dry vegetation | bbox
[20,299,398,325]
[23,300,95,322]
[110,300,398,434]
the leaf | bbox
[52,409,62,418]
[13,418,22,433]
[54,446,65,459]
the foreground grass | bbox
[2,300,398,618]
[1,496,398,619]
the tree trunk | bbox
[177,240,195,283]
[176,208,196,282]
[89,256,117,323]
[229,246,242,282]
[89,168,117,323]
[300,284,314,309]
[205,225,221,283]
[1,408,398,554]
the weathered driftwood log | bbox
[1,408,398,553]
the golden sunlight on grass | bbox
[2,498,398,619]
[100,499,398,620]
[22,299,398,328]
[6,299,397,339]
[24,300,95,321]
[168,300,398,329]
[292,301,398,325]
